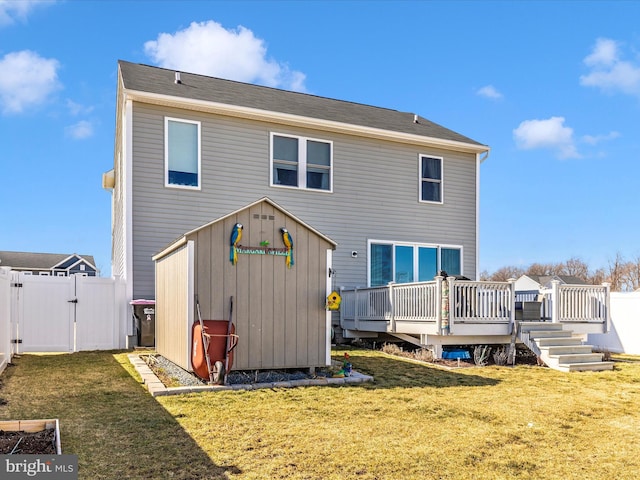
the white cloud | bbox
[476,85,503,100]
[582,131,621,146]
[0,0,53,27]
[0,50,61,114]
[513,116,580,159]
[66,99,94,116]
[65,120,93,139]
[144,20,306,91]
[580,37,640,97]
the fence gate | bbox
[10,272,119,353]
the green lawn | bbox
[1,349,639,479]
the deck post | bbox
[507,277,516,333]
[602,282,611,334]
[435,275,443,332]
[550,280,560,323]
[389,283,396,333]
[354,287,360,331]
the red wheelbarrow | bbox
[191,296,238,385]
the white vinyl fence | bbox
[588,291,640,354]
[0,267,128,374]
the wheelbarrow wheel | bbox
[213,360,225,385]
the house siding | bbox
[112,89,127,281]
[131,103,477,298]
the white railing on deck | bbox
[392,282,439,322]
[549,281,609,324]
[450,280,514,323]
[340,277,515,334]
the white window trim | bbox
[270,132,333,193]
[367,239,463,287]
[418,154,444,204]
[164,117,202,190]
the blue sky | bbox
[1,0,639,277]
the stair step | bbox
[529,330,574,339]
[555,361,615,372]
[519,322,564,332]
[540,345,593,355]
[536,337,583,346]
[551,353,604,364]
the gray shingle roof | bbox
[0,251,96,270]
[118,60,486,148]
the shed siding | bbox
[132,103,477,298]
[186,200,331,370]
[155,242,191,370]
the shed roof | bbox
[0,251,96,270]
[118,60,488,153]
[153,197,337,261]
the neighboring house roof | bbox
[118,60,488,154]
[521,274,588,287]
[0,251,97,272]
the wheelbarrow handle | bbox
[227,333,239,353]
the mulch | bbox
[0,429,56,454]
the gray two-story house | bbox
[106,60,489,304]
[106,61,613,373]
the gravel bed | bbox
[144,354,332,387]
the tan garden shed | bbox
[152,197,337,372]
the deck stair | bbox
[518,321,614,372]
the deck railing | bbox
[340,277,515,335]
[449,280,514,323]
[543,281,610,325]
[339,278,610,336]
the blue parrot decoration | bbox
[230,223,243,265]
[280,227,294,268]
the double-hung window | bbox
[271,133,332,191]
[369,240,462,286]
[419,155,443,203]
[165,117,201,189]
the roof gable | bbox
[153,197,337,261]
[118,61,488,153]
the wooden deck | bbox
[339,277,610,356]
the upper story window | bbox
[165,117,201,189]
[419,155,443,203]
[369,240,462,287]
[271,133,332,192]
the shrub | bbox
[473,345,491,366]
[493,346,509,366]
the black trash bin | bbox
[130,299,155,347]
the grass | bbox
[0,349,639,479]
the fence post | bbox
[551,280,560,323]
[339,286,345,330]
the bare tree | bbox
[562,257,590,280]
[488,266,524,281]
[620,255,640,292]
[606,252,626,292]
[589,268,606,286]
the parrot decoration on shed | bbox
[280,227,294,268]
[229,223,243,265]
